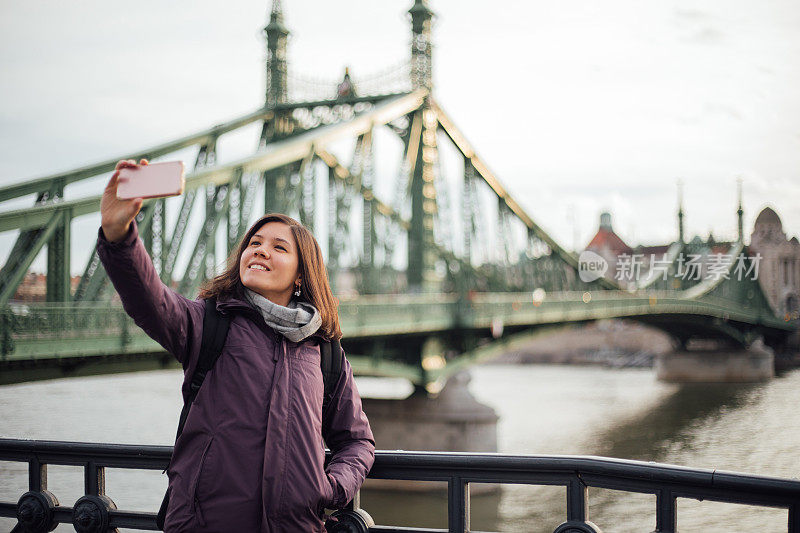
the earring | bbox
[294,285,301,297]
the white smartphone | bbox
[116,161,185,200]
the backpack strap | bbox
[320,338,343,421]
[175,297,231,439]
[159,297,230,530]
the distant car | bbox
[8,303,30,316]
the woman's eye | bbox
[250,241,260,246]
[276,246,286,252]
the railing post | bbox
[654,489,676,533]
[73,461,117,533]
[16,457,58,533]
[85,461,104,496]
[566,477,587,522]
[346,489,360,511]
[28,457,46,492]
[554,478,602,533]
[790,505,800,533]
[448,475,469,533]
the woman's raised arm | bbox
[97,160,202,365]
[100,159,146,242]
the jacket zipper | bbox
[192,435,214,527]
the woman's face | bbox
[239,221,300,307]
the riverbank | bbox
[490,319,671,368]
[490,319,800,371]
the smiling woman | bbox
[97,161,372,532]
[199,212,342,341]
[239,222,300,306]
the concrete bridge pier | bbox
[655,339,774,383]
[360,371,499,492]
[361,371,499,453]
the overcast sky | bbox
[1,0,798,270]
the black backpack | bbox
[156,297,343,530]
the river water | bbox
[1,364,798,532]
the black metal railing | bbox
[1,438,799,533]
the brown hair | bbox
[198,213,342,341]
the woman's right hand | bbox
[100,159,147,242]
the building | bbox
[584,201,799,318]
[584,212,633,282]
[12,273,84,302]
[748,207,800,318]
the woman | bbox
[98,159,375,532]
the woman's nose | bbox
[254,247,270,259]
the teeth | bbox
[250,265,267,271]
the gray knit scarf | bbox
[244,288,322,342]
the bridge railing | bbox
[0,304,147,360]
[2,288,794,360]
[3,304,130,339]
[1,438,799,533]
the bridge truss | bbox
[0,0,794,386]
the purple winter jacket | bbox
[97,222,375,532]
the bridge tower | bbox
[677,179,685,244]
[262,0,295,215]
[737,178,744,243]
[409,0,434,91]
[264,0,289,108]
[407,0,438,290]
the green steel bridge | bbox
[0,1,795,387]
